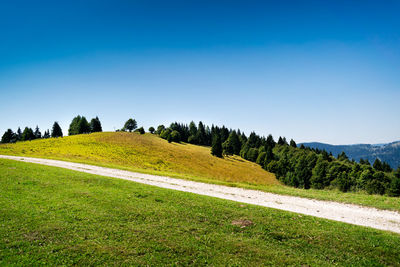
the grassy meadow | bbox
[0,132,277,186]
[1,132,400,211]
[1,158,400,266]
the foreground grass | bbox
[1,159,400,266]
[1,132,399,211]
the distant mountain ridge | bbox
[300,141,400,169]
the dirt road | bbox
[1,154,400,234]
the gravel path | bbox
[2,154,400,234]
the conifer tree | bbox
[16,127,22,141]
[90,116,102,132]
[43,130,50,139]
[196,121,206,145]
[34,125,42,139]
[51,122,63,138]
[211,133,223,158]
[1,129,15,143]
[289,139,297,148]
[373,159,383,171]
[78,116,90,134]
[21,127,35,141]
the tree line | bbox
[2,116,399,197]
[155,121,400,197]
[1,122,63,143]
[1,115,103,143]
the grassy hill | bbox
[0,132,278,187]
[1,159,399,265]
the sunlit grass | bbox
[0,132,278,186]
[1,159,399,266]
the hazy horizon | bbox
[1,1,399,145]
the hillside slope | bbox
[301,141,400,168]
[0,132,277,186]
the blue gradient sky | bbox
[1,0,399,144]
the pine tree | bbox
[78,116,90,134]
[196,121,206,145]
[90,116,102,132]
[43,130,50,138]
[1,129,15,143]
[68,115,81,135]
[278,136,288,146]
[373,159,383,171]
[51,122,63,138]
[222,130,241,155]
[21,127,35,141]
[34,125,42,139]
[211,133,223,158]
[16,127,22,141]
[289,139,297,148]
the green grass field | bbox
[1,132,400,211]
[1,159,399,266]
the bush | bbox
[135,127,145,134]
[160,128,172,140]
[170,130,181,143]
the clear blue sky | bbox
[1,0,399,144]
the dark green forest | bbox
[157,121,400,197]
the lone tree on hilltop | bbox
[123,118,137,132]
[90,116,103,133]
[211,133,223,158]
[51,122,63,138]
[148,127,155,134]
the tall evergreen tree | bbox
[21,127,35,141]
[211,133,223,158]
[90,116,102,132]
[69,115,81,135]
[289,139,297,148]
[43,130,50,139]
[1,129,15,143]
[278,136,288,146]
[373,159,383,171]
[51,122,63,138]
[78,116,90,134]
[16,127,22,141]
[265,134,275,149]
[34,125,42,139]
[196,121,207,145]
[222,130,241,155]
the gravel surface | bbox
[2,154,400,234]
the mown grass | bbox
[1,132,399,211]
[1,159,399,266]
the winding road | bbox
[1,154,400,234]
